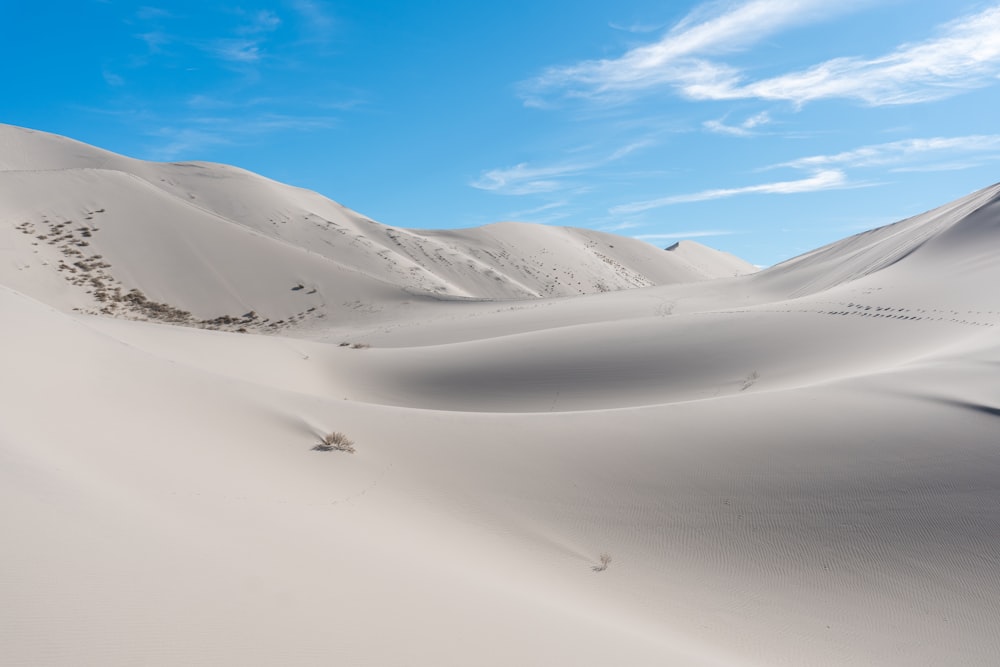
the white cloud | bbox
[472,141,653,195]
[608,139,655,159]
[743,111,771,128]
[608,21,665,34]
[210,38,263,63]
[607,132,1000,216]
[523,1,1000,108]
[102,68,125,87]
[149,128,230,160]
[136,31,170,54]
[201,9,285,65]
[471,162,586,194]
[773,135,1000,170]
[601,220,644,232]
[701,6,1000,105]
[288,0,336,43]
[237,10,282,35]
[191,113,337,133]
[148,114,337,160]
[703,119,751,136]
[521,0,870,105]
[611,169,847,213]
[703,111,771,136]
[891,161,996,173]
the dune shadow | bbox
[909,394,1000,419]
[940,399,1000,419]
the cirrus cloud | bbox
[611,169,848,214]
[523,1,1000,108]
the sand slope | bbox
[3,126,1000,666]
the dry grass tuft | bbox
[313,431,356,453]
[593,553,612,572]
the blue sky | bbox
[5,0,1000,265]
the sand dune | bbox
[0,124,754,329]
[3,125,1000,666]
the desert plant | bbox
[593,553,612,572]
[313,431,356,453]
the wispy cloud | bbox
[703,111,771,136]
[891,161,999,173]
[772,135,1000,170]
[288,0,336,44]
[472,140,653,195]
[700,5,1000,105]
[608,21,666,34]
[135,30,170,54]
[521,0,870,105]
[209,38,263,63]
[608,139,655,159]
[237,9,281,35]
[134,6,282,67]
[148,127,231,160]
[601,220,644,232]
[102,68,125,87]
[523,1,1000,109]
[190,113,337,133]
[205,10,282,65]
[147,113,338,160]
[609,132,1000,215]
[472,161,589,195]
[612,169,847,213]
[92,0,352,166]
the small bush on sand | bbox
[593,553,612,572]
[314,431,356,453]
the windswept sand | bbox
[3,124,999,666]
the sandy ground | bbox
[3,124,1000,666]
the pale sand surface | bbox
[3,124,1000,665]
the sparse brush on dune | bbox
[313,431,356,453]
[593,553,612,572]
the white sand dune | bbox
[0,124,754,328]
[3,124,1000,666]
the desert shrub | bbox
[593,553,612,572]
[314,431,356,453]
